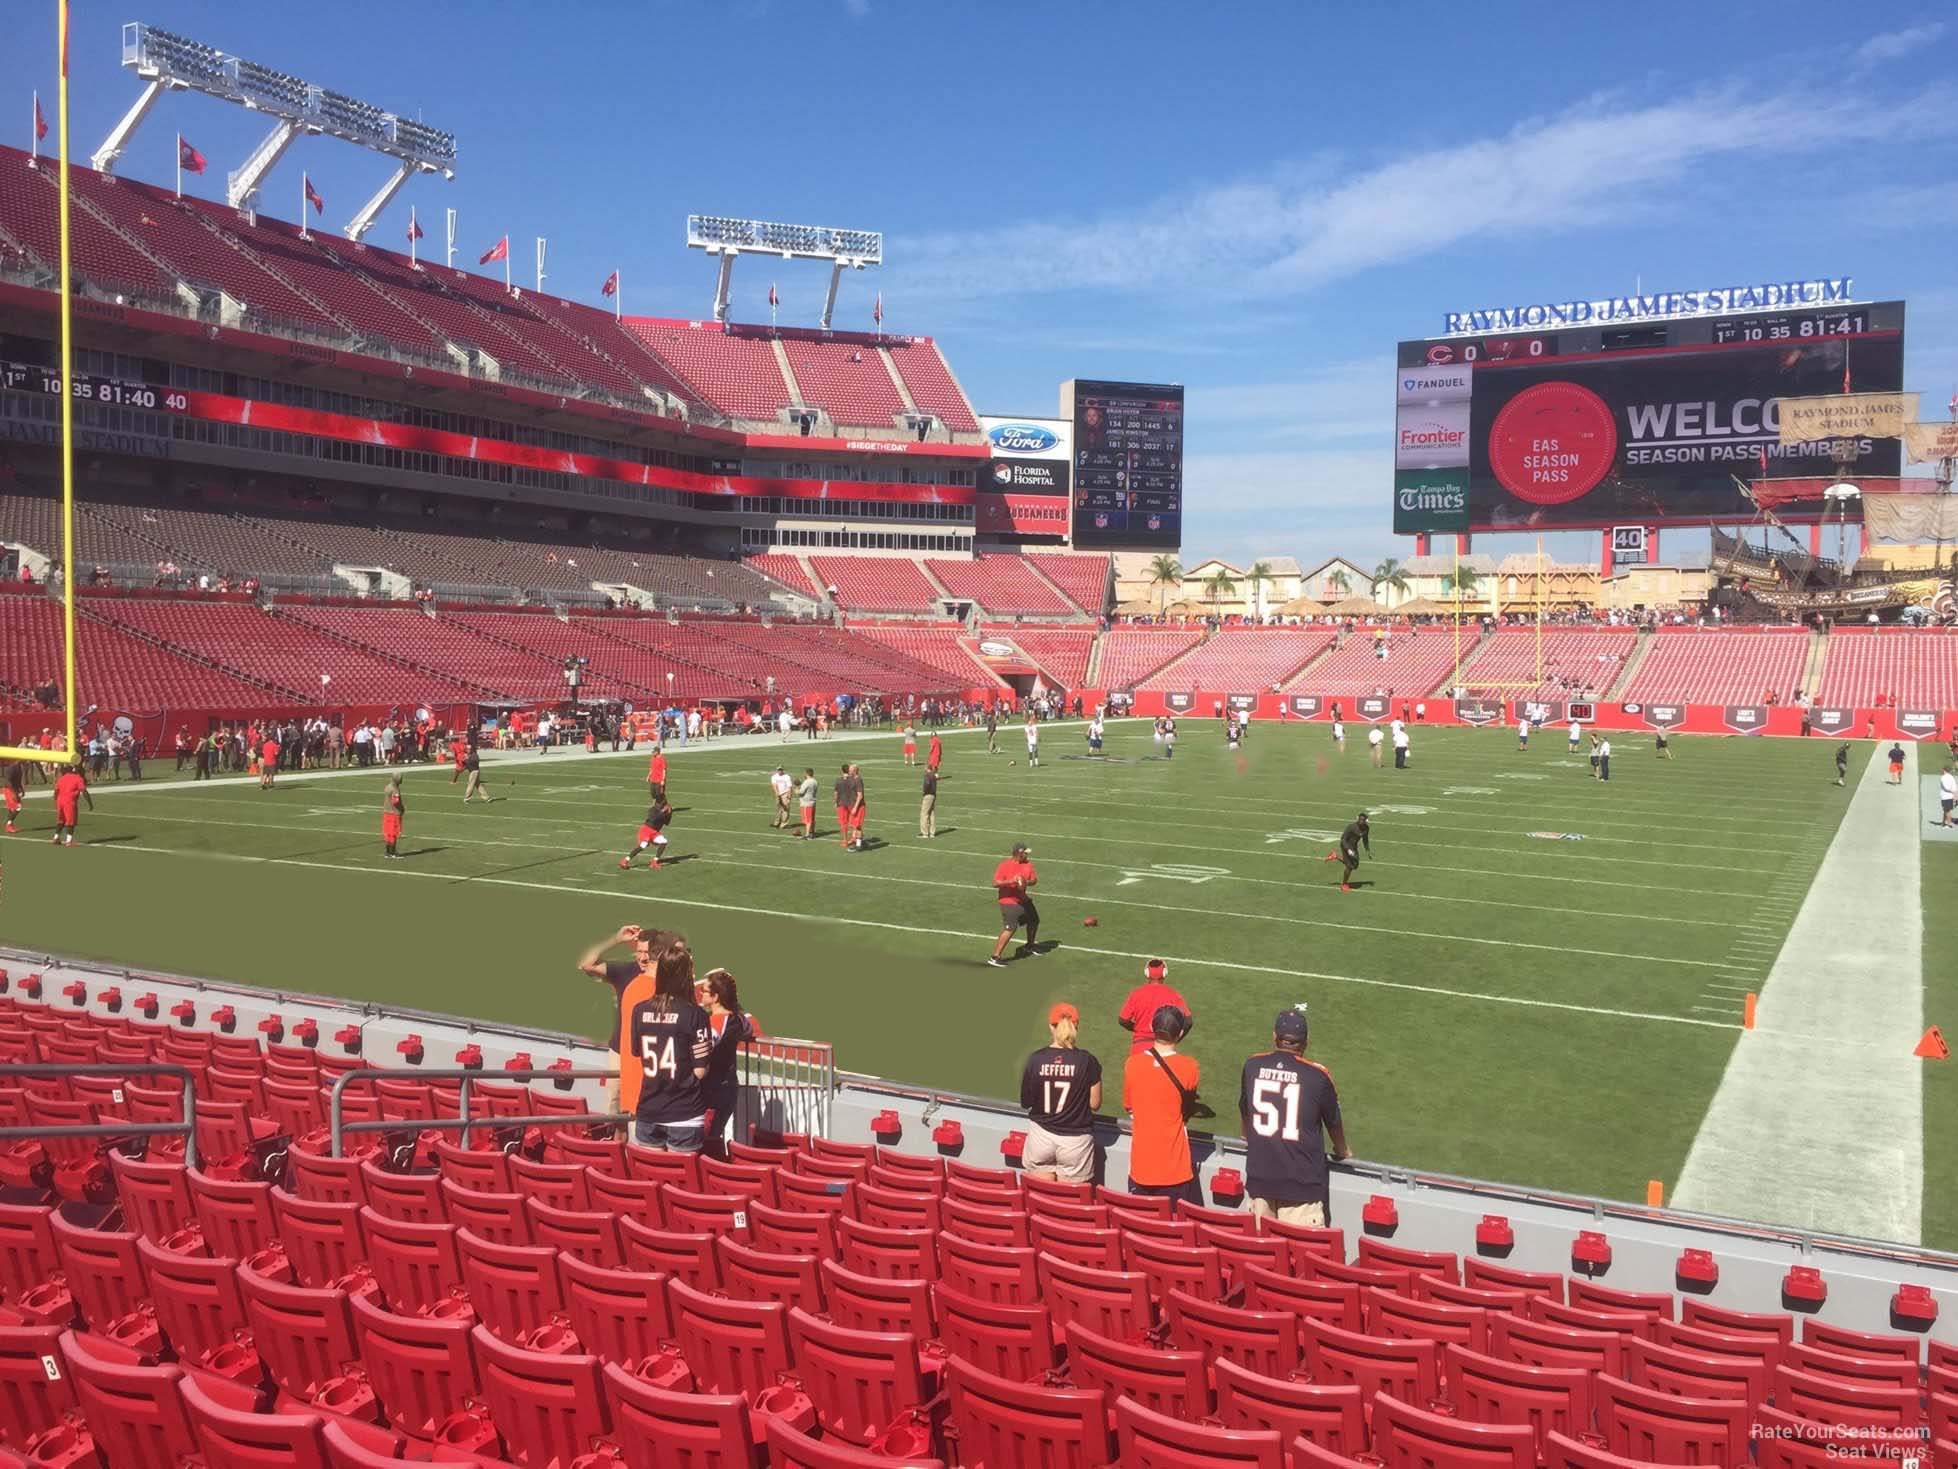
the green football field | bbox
[4,717,1952,1248]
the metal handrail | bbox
[328,1066,627,1156]
[0,1063,201,1167]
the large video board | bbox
[1065,379,1184,548]
[1393,301,1905,532]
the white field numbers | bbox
[1250,1074,1303,1141]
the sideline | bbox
[1670,745,1923,1241]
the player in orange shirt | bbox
[381,775,405,860]
[259,734,281,790]
[987,843,1041,967]
[51,767,93,847]
[927,732,943,772]
[647,746,668,802]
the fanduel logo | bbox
[988,423,1059,454]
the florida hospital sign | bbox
[1441,278,1853,336]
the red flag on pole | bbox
[1758,445,1769,476]
[768,283,779,307]
[178,138,207,174]
[479,236,509,265]
[407,212,424,242]
[303,175,324,215]
[34,96,47,141]
[601,271,619,297]
[1842,358,1851,394]
[873,292,883,326]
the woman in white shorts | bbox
[1017,1002,1102,1182]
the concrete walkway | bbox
[1672,744,1924,1242]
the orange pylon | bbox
[1914,1027,1949,1060]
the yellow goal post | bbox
[1448,538,1548,697]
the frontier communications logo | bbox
[1394,404,1471,469]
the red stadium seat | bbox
[1594,1371,1750,1468]
[136,1234,256,1371]
[1241,1262,1364,1330]
[264,1081,326,1139]
[1262,1217,1346,1266]
[721,1236,825,1312]
[1100,1185,1169,1216]
[601,1366,760,1469]
[777,1170,856,1216]
[321,1418,519,1467]
[1196,1223,1285,1285]
[1164,1287,1301,1379]
[357,1163,445,1225]
[430,1141,514,1194]
[49,1209,146,1330]
[356,1209,464,1313]
[660,1185,751,1238]
[0,1324,78,1452]
[762,1414,944,1468]
[940,1196,1030,1248]
[182,1370,393,1468]
[937,1234,1039,1303]
[1304,1254,1415,1294]
[787,1307,930,1446]
[348,1290,487,1444]
[1115,1394,1284,1468]
[109,1150,197,1239]
[188,1167,280,1257]
[619,1217,722,1290]
[1464,1259,1565,1302]
[944,1355,1109,1469]
[1528,1295,1653,1341]
[935,1281,1057,1381]
[945,1178,1022,1211]
[1357,1238,1460,1285]
[1120,1234,1224,1303]
[556,1255,673,1366]
[1489,1313,1626,1376]
[1028,1216,1123,1271]
[1063,1320,1210,1420]
[287,1149,369,1207]
[1651,1318,1777,1370]
[700,1158,782,1209]
[1107,1212,1197,1246]
[1542,1428,1699,1469]
[1566,1280,1674,1321]
[544,1133,625,1176]
[271,1187,366,1287]
[55,1329,202,1468]
[1301,1318,1442,1413]
[1772,1362,1922,1430]
[623,1144,701,1191]
[668,1278,802,1405]
[838,1217,938,1281]
[1366,1286,1490,1351]
[1625,1335,1772,1405]
[1211,1356,1366,1454]
[471,1323,614,1467]
[1801,1319,1919,1362]
[439,1181,532,1246]
[239,1267,378,1420]
[1018,1173,1094,1206]
[790,1152,870,1185]
[1028,1197,1111,1228]
[1419,1278,1534,1314]
[747,1200,837,1258]
[457,1229,566,1342]
[852,1182,943,1233]
[523,1198,623,1266]
[508,1154,592,1211]
[944,1159,1018,1192]
[1038,1253,1153,1342]
[583,1171,666,1230]
[1679,1300,1793,1355]
[820,1260,936,1339]
[1781,1339,1920,1391]
[1372,1390,1536,1469]
[1443,1342,1595,1453]
[1751,1404,1924,1469]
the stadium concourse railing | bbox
[0,1062,203,1165]
[3,947,1954,1335]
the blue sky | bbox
[5,3,1955,570]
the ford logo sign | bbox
[988,423,1059,454]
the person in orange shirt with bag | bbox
[1122,1005,1202,1206]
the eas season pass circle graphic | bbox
[1487,381,1617,506]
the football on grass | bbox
[1083,916,1099,927]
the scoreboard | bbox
[1394,301,1905,532]
[1064,379,1184,548]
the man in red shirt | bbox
[988,843,1041,967]
[381,775,405,860]
[51,766,92,846]
[927,732,943,772]
[259,734,281,790]
[1118,959,1191,1054]
[648,746,668,802]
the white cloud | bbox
[893,81,1958,305]
[1856,23,1946,65]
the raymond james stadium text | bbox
[1443,277,1852,334]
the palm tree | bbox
[1440,564,1480,601]
[1371,557,1410,607]
[1326,567,1352,599]
[1204,569,1237,616]
[1245,561,1274,620]
[1147,555,1183,615]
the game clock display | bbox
[1068,379,1185,547]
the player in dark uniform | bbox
[1239,1007,1351,1225]
[620,799,673,869]
[1655,729,1672,760]
[1835,741,1851,787]
[1326,811,1370,892]
[985,709,1000,755]
[3,760,24,834]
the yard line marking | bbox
[85,841,1742,1033]
[1672,745,1923,1243]
[1691,1006,1738,1015]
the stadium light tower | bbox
[95,23,457,240]
[685,215,882,329]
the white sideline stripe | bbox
[84,841,1738,1032]
[1671,745,1923,1242]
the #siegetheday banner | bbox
[1459,339,1903,529]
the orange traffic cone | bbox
[1913,1027,1949,1060]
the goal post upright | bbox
[1,0,80,766]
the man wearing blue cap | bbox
[1240,1007,1350,1226]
